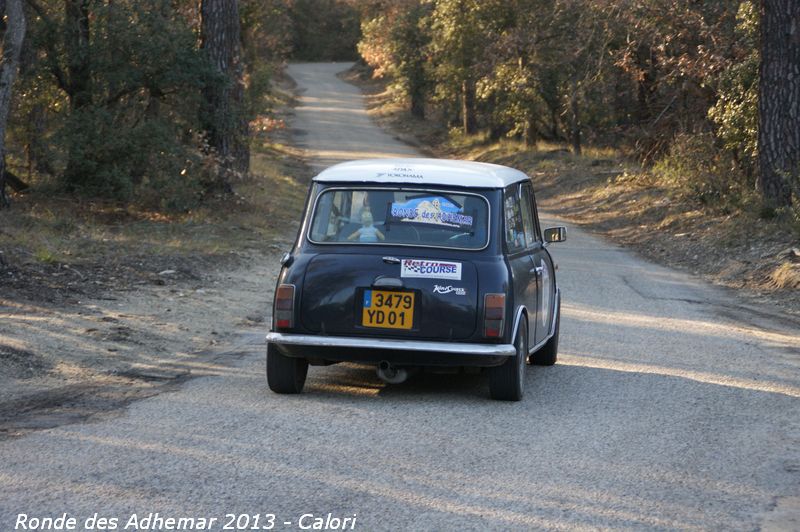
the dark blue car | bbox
[266,158,566,400]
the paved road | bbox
[288,63,417,172]
[2,62,799,531]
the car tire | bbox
[267,343,308,394]
[488,319,526,401]
[531,297,559,366]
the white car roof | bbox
[312,158,529,189]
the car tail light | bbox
[274,284,295,329]
[484,293,506,338]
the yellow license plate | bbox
[362,289,415,330]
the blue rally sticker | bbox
[363,290,372,308]
[389,196,474,228]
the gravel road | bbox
[1,62,798,531]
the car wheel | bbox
[531,298,559,366]
[267,343,309,394]
[488,319,527,401]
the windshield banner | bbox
[388,196,474,229]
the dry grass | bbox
[0,131,309,309]
[767,250,800,290]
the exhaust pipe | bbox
[376,361,409,384]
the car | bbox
[265,158,566,401]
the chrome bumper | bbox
[266,332,516,357]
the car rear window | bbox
[308,188,490,249]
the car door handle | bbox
[373,276,404,288]
[530,266,544,275]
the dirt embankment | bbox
[0,79,310,438]
[340,67,800,316]
[0,248,291,439]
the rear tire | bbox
[488,319,527,401]
[531,298,559,366]
[267,343,308,394]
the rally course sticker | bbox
[401,259,462,280]
[389,196,474,229]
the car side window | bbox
[520,183,538,247]
[504,184,526,252]
[528,185,543,241]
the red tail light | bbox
[274,284,295,329]
[484,293,506,338]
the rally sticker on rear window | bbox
[389,196,474,228]
[401,259,462,280]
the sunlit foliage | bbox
[358,0,769,209]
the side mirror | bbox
[544,226,567,243]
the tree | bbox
[288,0,360,61]
[430,0,496,134]
[201,0,249,191]
[610,0,737,162]
[240,0,293,119]
[475,0,549,145]
[358,1,431,119]
[0,0,26,207]
[389,2,430,119]
[12,1,222,199]
[708,1,759,180]
[61,0,91,187]
[757,0,799,207]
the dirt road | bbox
[1,62,798,531]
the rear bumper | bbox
[266,332,515,367]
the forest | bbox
[0,0,359,208]
[357,0,798,220]
[0,0,797,223]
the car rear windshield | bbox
[308,187,490,250]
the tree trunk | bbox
[0,0,26,207]
[201,0,249,192]
[461,79,476,135]
[523,116,536,147]
[26,104,54,176]
[635,43,655,124]
[410,79,425,119]
[570,77,582,156]
[550,107,560,141]
[62,0,91,188]
[757,0,799,207]
[18,2,51,178]
[488,101,509,141]
[64,0,91,111]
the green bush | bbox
[708,1,759,178]
[11,0,220,206]
[653,132,752,211]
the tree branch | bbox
[24,0,70,94]
[4,169,29,191]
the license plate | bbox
[362,289,415,330]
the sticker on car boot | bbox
[433,284,466,295]
[401,259,462,280]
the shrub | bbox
[652,132,751,210]
[15,0,218,205]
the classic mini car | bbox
[265,158,566,400]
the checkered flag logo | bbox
[404,261,422,272]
